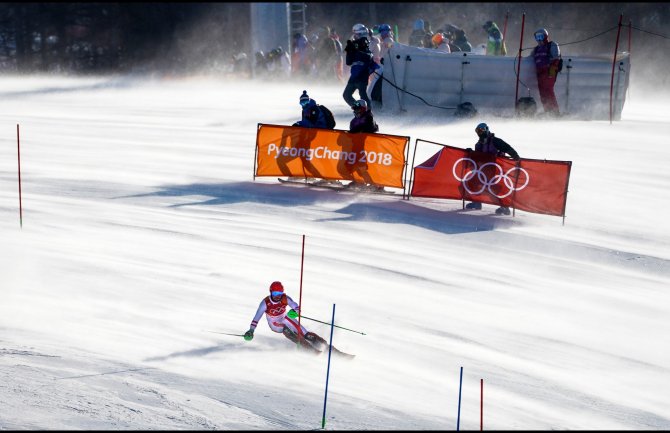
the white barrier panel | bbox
[380,43,630,120]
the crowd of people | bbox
[253,19,560,200]
[232,18,519,85]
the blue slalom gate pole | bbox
[321,304,336,429]
[457,366,463,431]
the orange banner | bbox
[255,124,409,188]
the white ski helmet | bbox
[352,23,368,39]
[534,28,548,42]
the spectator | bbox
[483,21,507,56]
[329,28,345,82]
[230,52,250,77]
[531,28,561,116]
[349,99,378,134]
[314,26,341,82]
[281,90,333,181]
[293,90,335,129]
[254,50,268,77]
[378,23,395,59]
[292,32,313,76]
[408,19,426,47]
[266,46,291,78]
[345,100,383,192]
[369,25,382,66]
[422,20,435,49]
[343,23,379,108]
[369,23,395,108]
[431,32,451,52]
[464,122,520,215]
[444,24,472,52]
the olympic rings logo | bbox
[452,158,530,198]
[268,306,286,316]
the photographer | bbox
[342,23,379,108]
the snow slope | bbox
[0,74,668,430]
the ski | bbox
[309,345,355,360]
[293,336,356,359]
[277,178,395,195]
[278,178,346,190]
[330,347,356,359]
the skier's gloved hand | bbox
[287,309,298,319]
[244,329,254,341]
[465,148,473,152]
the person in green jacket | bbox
[483,21,507,56]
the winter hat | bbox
[270,281,284,293]
[299,90,310,105]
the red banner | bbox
[255,124,409,188]
[411,143,571,216]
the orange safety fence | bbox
[255,124,409,189]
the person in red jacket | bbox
[243,281,328,354]
[531,28,561,116]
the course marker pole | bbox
[298,234,305,332]
[457,366,463,431]
[480,378,484,431]
[609,14,623,124]
[17,124,23,228]
[321,303,336,429]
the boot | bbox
[495,206,511,215]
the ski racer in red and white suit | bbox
[250,288,305,335]
[244,281,328,352]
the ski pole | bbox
[298,314,366,335]
[202,330,246,337]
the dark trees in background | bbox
[0,3,666,75]
[0,2,250,74]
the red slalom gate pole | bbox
[321,303,336,429]
[502,11,509,40]
[480,378,484,431]
[514,13,526,107]
[17,124,23,228]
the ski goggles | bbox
[271,291,284,297]
[300,100,310,107]
[534,33,545,41]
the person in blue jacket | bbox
[293,90,330,128]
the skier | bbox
[464,122,520,215]
[244,281,346,356]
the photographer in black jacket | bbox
[342,23,379,108]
